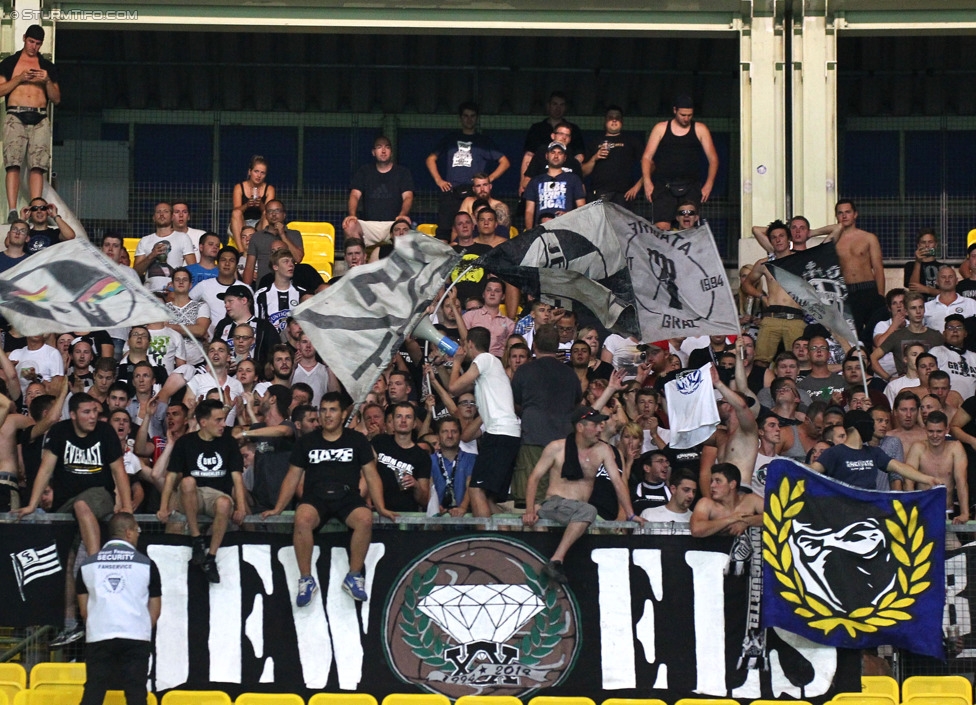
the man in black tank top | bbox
[640,95,720,230]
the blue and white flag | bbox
[761,459,946,658]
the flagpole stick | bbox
[432,265,475,319]
[856,346,870,400]
[176,323,222,398]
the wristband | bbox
[627,514,636,521]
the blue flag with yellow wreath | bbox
[761,459,946,658]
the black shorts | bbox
[652,180,702,227]
[470,433,521,501]
[298,491,368,526]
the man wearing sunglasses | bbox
[22,196,74,252]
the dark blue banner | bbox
[761,459,946,659]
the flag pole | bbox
[176,323,222,398]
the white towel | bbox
[665,363,721,449]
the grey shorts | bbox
[537,495,598,525]
[57,486,114,520]
[3,113,51,171]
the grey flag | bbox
[292,233,460,407]
[766,263,859,346]
[612,211,740,341]
[0,238,172,336]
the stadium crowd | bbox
[0,44,962,613]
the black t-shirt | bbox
[26,227,61,254]
[522,119,586,156]
[168,431,243,497]
[524,150,583,181]
[631,479,670,515]
[43,420,122,507]
[589,445,623,521]
[903,259,944,294]
[249,421,297,512]
[289,428,374,499]
[957,278,976,301]
[584,132,645,194]
[350,164,415,221]
[17,425,44,497]
[450,242,492,305]
[371,434,432,512]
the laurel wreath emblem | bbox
[762,476,934,638]
[398,562,561,670]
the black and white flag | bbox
[10,542,61,600]
[611,209,740,341]
[0,238,172,335]
[478,201,640,337]
[292,233,460,407]
[766,242,858,346]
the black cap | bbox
[217,285,253,301]
[945,314,966,326]
[572,406,609,424]
[844,409,876,443]
[674,94,694,109]
[639,449,669,467]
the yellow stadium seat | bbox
[382,695,451,705]
[969,229,976,249]
[417,224,438,238]
[861,676,899,701]
[902,696,971,705]
[0,684,20,705]
[287,221,335,281]
[161,691,233,705]
[123,237,141,265]
[528,698,597,705]
[674,701,739,705]
[0,666,26,690]
[235,695,304,705]
[603,699,669,705]
[509,226,518,239]
[751,701,810,705]
[828,694,897,705]
[309,695,376,705]
[457,697,524,705]
[0,690,7,705]
[903,676,973,703]
[29,663,85,688]
[14,687,82,705]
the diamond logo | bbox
[382,537,580,700]
[419,584,544,644]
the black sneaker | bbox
[7,210,16,224]
[50,624,85,647]
[191,536,207,566]
[200,554,220,583]
[543,560,568,585]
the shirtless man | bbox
[751,215,840,254]
[742,221,805,366]
[690,463,764,538]
[713,360,759,495]
[523,405,643,583]
[0,386,21,510]
[473,208,507,249]
[0,25,61,221]
[832,199,886,350]
[927,371,962,425]
[905,411,968,523]
[887,390,927,455]
[459,174,510,233]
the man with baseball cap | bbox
[212,284,278,373]
[523,405,644,583]
[523,141,586,230]
[0,24,60,223]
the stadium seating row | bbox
[0,663,972,705]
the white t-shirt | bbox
[190,277,245,338]
[291,362,331,406]
[884,375,919,407]
[924,295,976,335]
[873,318,901,377]
[188,372,244,426]
[473,352,520,438]
[143,326,186,374]
[640,504,691,523]
[136,231,198,268]
[9,344,64,397]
